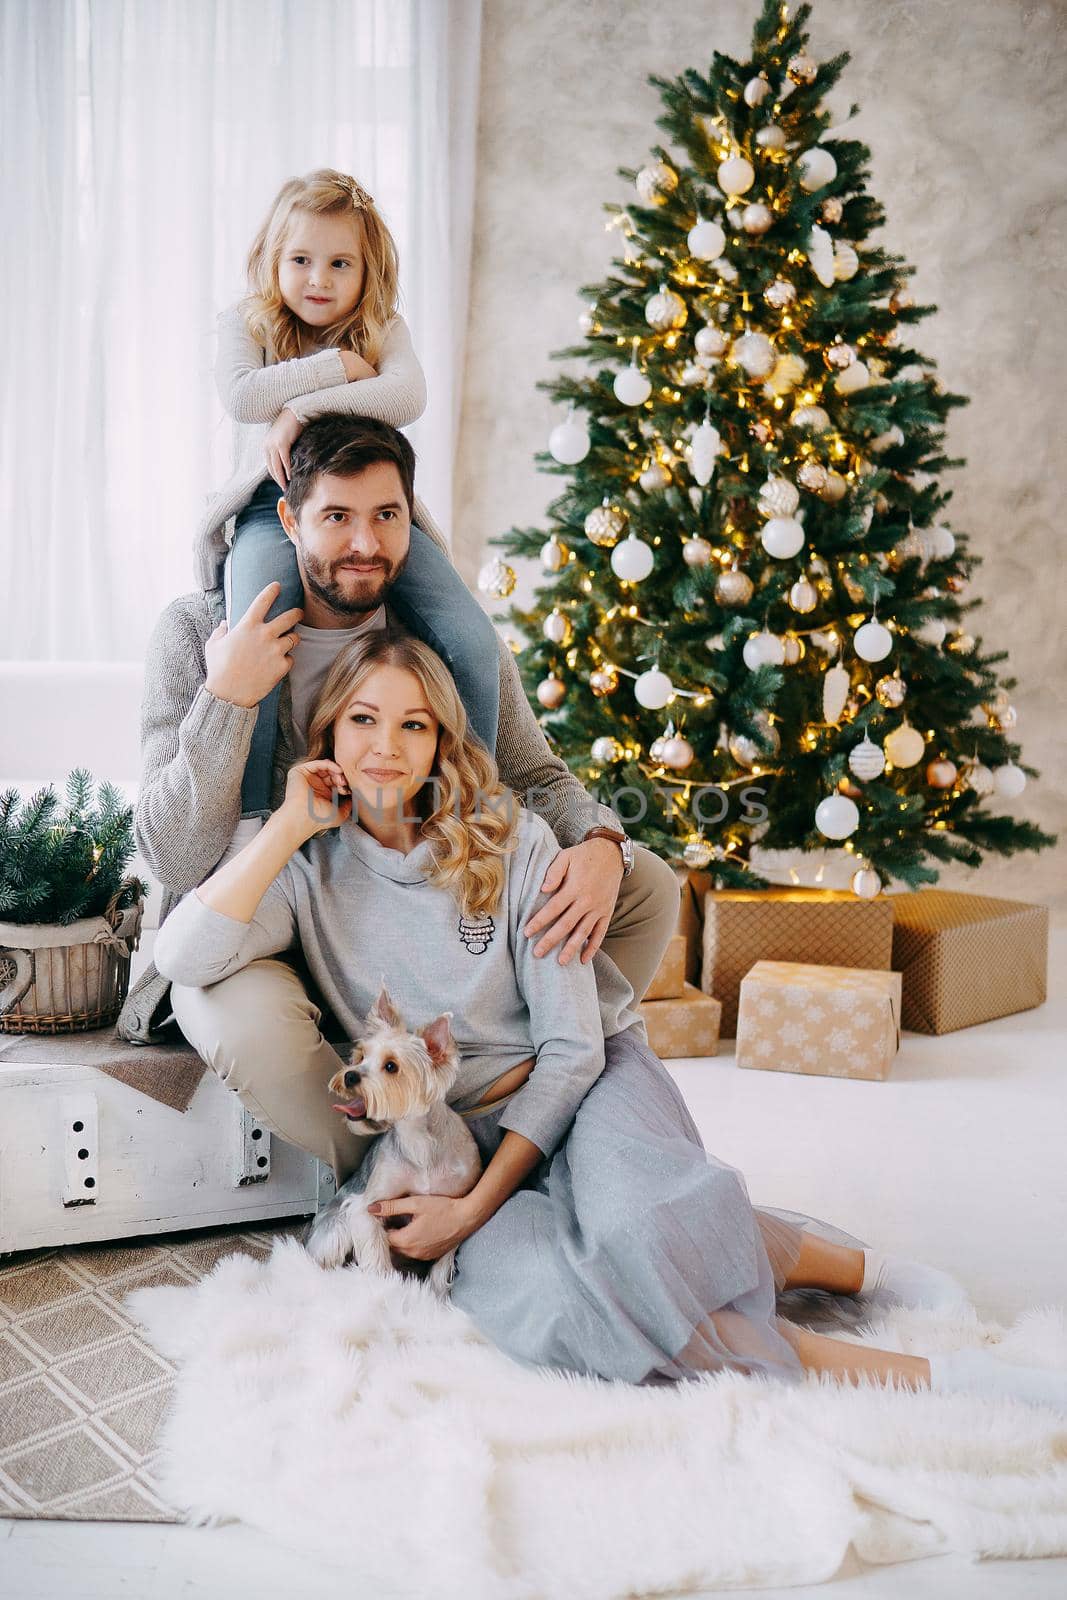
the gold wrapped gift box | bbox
[642,932,686,1001]
[737,961,902,1080]
[889,889,1048,1035]
[700,888,895,1038]
[639,982,722,1059]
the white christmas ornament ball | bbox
[661,736,695,770]
[758,476,800,518]
[798,147,838,192]
[548,416,590,465]
[851,868,882,900]
[717,155,755,195]
[591,736,624,765]
[645,289,687,330]
[477,556,516,598]
[761,516,806,559]
[849,735,886,780]
[742,202,774,235]
[755,125,787,150]
[613,365,652,405]
[928,524,956,560]
[965,763,995,796]
[993,762,1027,798]
[788,577,818,613]
[687,218,726,259]
[536,676,566,710]
[541,537,568,572]
[695,324,728,358]
[743,631,786,670]
[834,361,870,395]
[634,668,674,710]
[815,793,860,840]
[884,722,926,768]
[635,161,678,205]
[683,537,713,567]
[914,617,947,647]
[792,404,831,432]
[743,74,771,106]
[834,242,860,281]
[542,609,572,645]
[610,535,654,582]
[733,331,777,378]
[639,461,670,492]
[854,619,893,662]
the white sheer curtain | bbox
[0,0,482,660]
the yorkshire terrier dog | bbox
[303,985,482,1296]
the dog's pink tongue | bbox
[332,1099,367,1120]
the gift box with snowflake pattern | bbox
[735,960,902,1080]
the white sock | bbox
[928,1348,1067,1414]
[861,1248,971,1314]
[215,815,264,870]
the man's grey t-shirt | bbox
[288,605,388,758]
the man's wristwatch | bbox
[582,825,635,877]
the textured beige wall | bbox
[454,0,1067,918]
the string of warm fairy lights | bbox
[480,0,1026,892]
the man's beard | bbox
[298,542,409,619]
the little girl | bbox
[194,167,499,832]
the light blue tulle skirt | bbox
[448,1022,870,1388]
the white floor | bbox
[3,931,1066,1600]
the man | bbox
[118,415,679,1181]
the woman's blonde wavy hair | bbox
[305,631,520,920]
[242,168,399,367]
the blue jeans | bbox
[225,478,501,816]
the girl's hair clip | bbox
[341,175,375,211]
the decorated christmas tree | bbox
[482,0,1055,897]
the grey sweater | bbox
[116,589,622,1045]
[153,807,641,1158]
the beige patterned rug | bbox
[0,1220,304,1521]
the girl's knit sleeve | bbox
[495,814,610,1158]
[284,314,427,429]
[215,303,348,424]
[153,869,297,988]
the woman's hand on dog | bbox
[281,759,352,841]
[367,1193,479,1261]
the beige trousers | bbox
[170,845,680,1188]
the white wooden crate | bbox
[0,1059,334,1254]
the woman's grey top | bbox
[153,805,644,1158]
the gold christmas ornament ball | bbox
[995,704,1018,731]
[819,471,848,503]
[477,556,516,599]
[927,758,958,788]
[589,666,619,697]
[542,609,573,646]
[825,341,856,371]
[541,536,569,572]
[983,688,1012,717]
[645,289,688,331]
[742,203,774,235]
[797,460,830,493]
[788,578,818,613]
[758,475,800,517]
[851,867,883,900]
[584,502,626,546]
[787,52,818,83]
[946,575,966,593]
[536,675,567,710]
[684,838,714,868]
[764,278,797,309]
[591,735,625,765]
[635,161,678,205]
[683,536,714,567]
[715,567,755,606]
[661,735,695,770]
[820,196,844,224]
[950,632,976,654]
[782,635,804,665]
[751,418,776,445]
[875,674,907,708]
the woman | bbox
[155,631,1066,1410]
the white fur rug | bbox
[126,1236,1067,1597]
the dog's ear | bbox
[368,983,402,1031]
[420,1011,454,1066]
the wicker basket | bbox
[0,877,144,1034]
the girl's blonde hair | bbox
[305,632,520,920]
[243,168,399,366]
